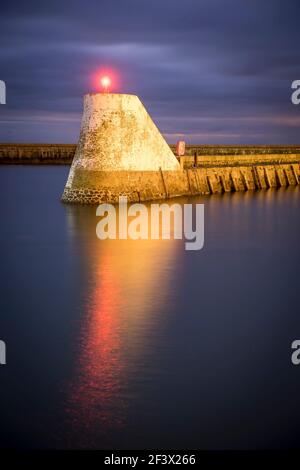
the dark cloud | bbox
[0,0,299,143]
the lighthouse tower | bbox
[62,93,180,204]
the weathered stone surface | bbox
[283,165,297,185]
[62,170,189,204]
[63,93,180,198]
[218,168,233,192]
[231,169,245,191]
[206,170,223,194]
[0,143,75,164]
[255,166,268,189]
[241,167,256,190]
[265,166,277,187]
[162,171,189,198]
[171,144,300,157]
[60,162,300,204]
[1,143,300,169]
[292,164,300,184]
[66,93,179,186]
[196,169,210,194]
[186,169,199,194]
[276,167,288,186]
[178,153,300,168]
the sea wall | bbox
[170,144,300,156]
[1,143,300,164]
[1,143,299,203]
[178,153,300,168]
[61,162,300,204]
[0,143,76,164]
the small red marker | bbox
[176,140,186,156]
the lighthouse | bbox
[62,92,180,204]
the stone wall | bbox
[0,143,300,167]
[61,162,300,204]
[0,143,76,164]
[1,144,300,164]
[170,144,300,156]
[178,153,300,168]
[1,143,299,204]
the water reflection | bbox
[63,203,183,447]
[198,186,300,251]
[60,187,300,449]
[1,166,300,450]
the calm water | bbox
[0,165,300,449]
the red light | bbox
[92,68,120,93]
[100,75,111,92]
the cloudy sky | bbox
[0,0,299,144]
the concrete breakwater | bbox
[1,143,300,164]
[1,143,299,203]
[171,144,300,156]
[61,156,300,204]
[0,143,76,164]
